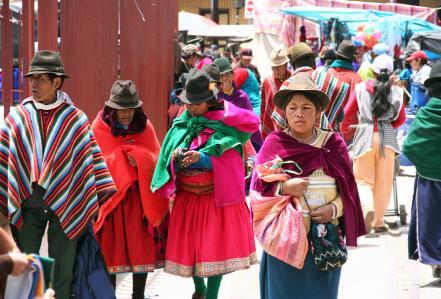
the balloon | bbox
[372,31,382,40]
[355,32,365,42]
[364,24,376,35]
[365,36,378,48]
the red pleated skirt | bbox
[97,184,164,273]
[164,170,257,277]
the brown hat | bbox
[105,80,143,109]
[273,73,329,111]
[270,48,290,67]
[336,40,356,61]
[25,50,69,78]
[287,42,314,65]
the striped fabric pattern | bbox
[261,74,285,139]
[0,100,116,240]
[310,69,349,129]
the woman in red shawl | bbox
[92,80,169,299]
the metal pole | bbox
[23,0,35,99]
[2,0,13,116]
[38,0,58,50]
[211,0,219,23]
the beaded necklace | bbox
[288,127,317,144]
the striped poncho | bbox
[0,97,116,240]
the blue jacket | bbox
[71,226,115,299]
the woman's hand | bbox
[181,150,200,168]
[310,204,334,224]
[282,178,309,197]
[9,252,31,276]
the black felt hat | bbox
[105,80,143,109]
[336,40,356,61]
[25,50,69,78]
[180,69,218,104]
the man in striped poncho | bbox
[272,43,350,132]
[0,50,116,298]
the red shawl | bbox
[92,113,168,233]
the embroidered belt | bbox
[177,170,214,195]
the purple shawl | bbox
[251,130,366,246]
[218,85,263,147]
[217,85,253,111]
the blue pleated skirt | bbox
[408,176,441,265]
[260,250,341,299]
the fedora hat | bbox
[105,80,143,109]
[287,43,314,65]
[214,57,233,75]
[25,50,69,78]
[424,60,441,88]
[202,63,220,82]
[180,69,218,104]
[274,73,329,111]
[336,40,356,61]
[270,48,290,67]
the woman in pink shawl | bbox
[151,69,258,299]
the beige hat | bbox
[274,72,329,111]
[181,44,202,58]
[270,48,290,67]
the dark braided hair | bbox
[101,106,147,137]
[371,68,392,118]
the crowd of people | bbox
[0,34,440,299]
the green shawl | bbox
[151,110,251,191]
[402,98,441,181]
[330,59,354,71]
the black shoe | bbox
[433,265,441,279]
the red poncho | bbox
[92,113,169,233]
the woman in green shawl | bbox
[403,61,441,279]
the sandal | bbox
[372,226,388,233]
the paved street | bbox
[114,168,441,299]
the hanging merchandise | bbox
[323,18,351,48]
